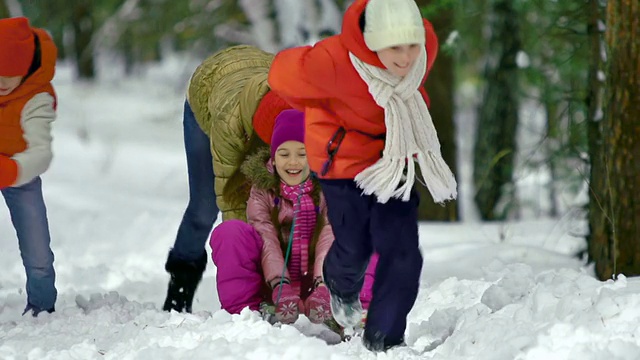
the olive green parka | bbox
[187,45,274,220]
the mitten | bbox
[304,284,332,324]
[271,282,301,324]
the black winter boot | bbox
[22,303,55,317]
[362,328,405,352]
[162,251,208,313]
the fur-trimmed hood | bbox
[241,147,279,191]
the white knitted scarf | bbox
[349,47,457,204]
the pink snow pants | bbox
[209,219,378,314]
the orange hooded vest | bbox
[0,28,57,187]
[268,0,438,179]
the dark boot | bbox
[162,250,207,313]
[362,328,405,352]
[22,303,55,317]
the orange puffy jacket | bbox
[0,28,56,188]
[268,0,438,179]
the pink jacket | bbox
[243,149,334,285]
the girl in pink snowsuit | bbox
[209,109,377,324]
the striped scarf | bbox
[280,178,316,282]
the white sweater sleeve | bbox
[12,92,56,186]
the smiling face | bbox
[273,140,310,186]
[377,44,422,78]
[0,76,23,96]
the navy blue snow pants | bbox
[319,179,423,343]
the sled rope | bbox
[275,191,302,306]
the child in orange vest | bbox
[269,0,457,351]
[0,17,58,316]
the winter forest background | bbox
[4,0,636,279]
[0,0,639,358]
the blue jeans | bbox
[1,176,57,310]
[171,100,219,262]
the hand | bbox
[271,283,301,324]
[304,284,332,324]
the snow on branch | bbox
[94,0,143,50]
[214,21,255,46]
[238,0,278,52]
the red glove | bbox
[304,284,332,324]
[271,283,301,324]
[0,155,18,189]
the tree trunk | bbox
[0,0,9,18]
[472,0,521,220]
[71,0,95,79]
[416,0,458,221]
[50,23,66,60]
[589,0,640,280]
[586,0,607,269]
[122,27,135,75]
[543,96,560,218]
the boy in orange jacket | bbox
[268,0,457,351]
[0,17,58,316]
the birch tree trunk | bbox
[236,0,342,51]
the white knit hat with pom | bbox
[363,0,425,52]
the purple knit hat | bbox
[270,109,305,158]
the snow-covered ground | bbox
[1,59,639,360]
